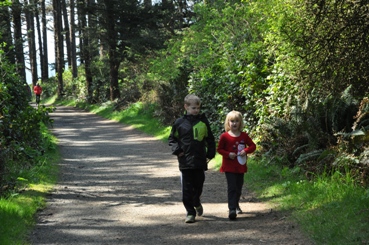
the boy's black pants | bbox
[225,172,244,210]
[181,169,205,216]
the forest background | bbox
[1,0,369,244]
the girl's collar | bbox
[227,130,241,137]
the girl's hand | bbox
[238,150,246,157]
[229,152,237,159]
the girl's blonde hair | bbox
[224,110,244,132]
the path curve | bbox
[29,106,313,245]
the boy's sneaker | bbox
[195,204,203,216]
[185,215,195,223]
[236,207,243,214]
[229,210,237,220]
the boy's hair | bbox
[224,110,245,132]
[184,94,201,106]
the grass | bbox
[0,124,59,245]
[244,160,369,245]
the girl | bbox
[217,110,256,220]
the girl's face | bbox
[228,118,240,131]
[185,102,200,115]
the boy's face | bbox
[185,102,200,116]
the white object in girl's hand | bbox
[237,154,247,165]
[237,142,247,165]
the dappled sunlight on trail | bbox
[29,106,313,245]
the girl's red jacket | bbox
[217,131,256,173]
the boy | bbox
[168,94,216,223]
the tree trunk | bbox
[61,0,72,70]
[104,0,120,101]
[69,0,78,78]
[41,0,49,79]
[77,0,84,65]
[109,55,120,101]
[24,0,38,86]
[79,0,93,102]
[144,0,152,9]
[34,0,45,82]
[12,0,26,82]
[53,0,64,96]
[0,5,15,63]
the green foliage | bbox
[130,0,369,187]
[188,2,270,133]
[258,92,329,159]
[0,51,54,196]
[291,171,369,245]
[264,0,369,98]
[257,85,369,185]
[244,158,369,245]
[149,0,271,135]
[61,67,89,101]
[0,195,39,244]
[0,125,58,245]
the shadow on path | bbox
[29,106,313,245]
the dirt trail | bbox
[29,106,313,245]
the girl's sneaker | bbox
[185,215,195,223]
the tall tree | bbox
[77,0,84,65]
[101,0,120,100]
[24,0,38,86]
[78,0,93,101]
[97,0,171,101]
[11,0,26,82]
[0,3,15,63]
[40,0,49,80]
[69,0,78,78]
[61,0,72,70]
[53,0,64,96]
[34,0,45,82]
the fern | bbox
[296,149,324,165]
[353,97,369,130]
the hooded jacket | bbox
[33,85,42,95]
[168,113,216,170]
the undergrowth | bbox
[0,124,59,245]
[244,158,369,245]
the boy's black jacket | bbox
[168,113,216,170]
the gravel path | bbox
[29,106,313,245]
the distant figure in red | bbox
[33,83,42,106]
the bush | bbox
[257,86,369,186]
[0,51,54,196]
